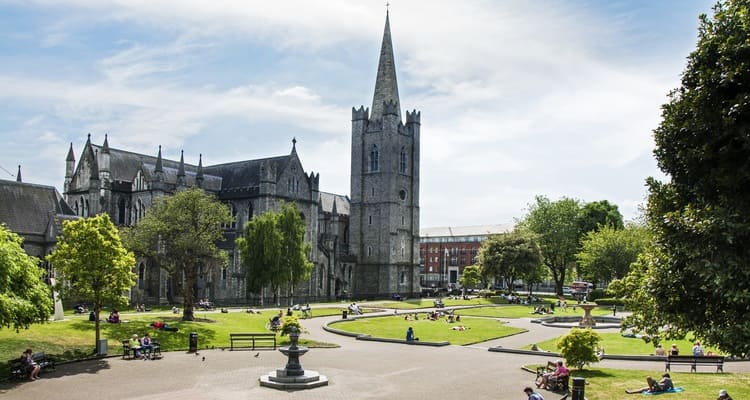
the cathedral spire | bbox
[196,153,204,187]
[16,165,21,182]
[177,150,186,178]
[370,11,401,121]
[155,145,163,173]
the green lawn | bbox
[528,332,722,356]
[330,315,525,345]
[454,305,613,319]
[364,296,505,309]
[524,365,750,400]
[0,309,337,375]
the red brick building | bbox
[419,224,512,291]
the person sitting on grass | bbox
[717,389,733,400]
[107,309,120,323]
[406,326,418,341]
[625,373,673,394]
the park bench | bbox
[536,361,570,393]
[665,355,724,372]
[8,352,55,380]
[229,333,277,350]
[123,339,162,360]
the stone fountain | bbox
[578,303,597,328]
[260,326,329,390]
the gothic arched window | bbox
[138,263,146,289]
[369,145,379,172]
[399,146,407,173]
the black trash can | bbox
[572,377,585,400]
[342,310,348,319]
[189,332,198,353]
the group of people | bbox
[531,306,554,315]
[128,333,156,360]
[625,373,674,394]
[198,298,214,310]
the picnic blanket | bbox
[642,387,685,395]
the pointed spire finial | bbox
[196,153,204,185]
[103,134,110,153]
[66,142,75,161]
[292,137,297,150]
[155,145,163,173]
[16,165,22,182]
[371,11,401,121]
[177,150,186,178]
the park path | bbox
[1,303,748,400]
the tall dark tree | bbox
[577,200,624,235]
[122,188,231,321]
[236,202,313,305]
[520,196,581,294]
[478,231,542,291]
[620,0,750,357]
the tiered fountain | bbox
[260,326,329,390]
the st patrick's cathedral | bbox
[60,13,421,304]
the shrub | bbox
[588,288,606,301]
[593,297,625,306]
[280,316,306,336]
[557,328,601,370]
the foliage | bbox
[587,288,606,301]
[478,230,542,291]
[577,200,624,234]
[556,328,601,370]
[0,225,52,331]
[621,0,750,358]
[458,265,482,289]
[47,214,136,346]
[280,315,306,336]
[121,188,231,321]
[519,196,581,294]
[236,202,313,304]
[576,223,650,284]
[590,297,624,306]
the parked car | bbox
[562,286,572,295]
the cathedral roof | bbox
[0,179,76,238]
[370,12,401,121]
[203,155,291,191]
[140,163,222,191]
[319,191,350,216]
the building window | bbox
[401,271,407,284]
[248,203,254,221]
[368,215,372,225]
[367,246,372,256]
[138,263,145,289]
[399,146,407,173]
[371,187,375,197]
[401,215,405,226]
[369,145,379,172]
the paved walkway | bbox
[1,305,748,400]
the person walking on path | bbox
[524,386,544,400]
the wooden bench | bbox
[536,361,570,393]
[8,352,55,380]
[665,355,724,372]
[229,333,277,350]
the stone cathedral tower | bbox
[350,12,421,297]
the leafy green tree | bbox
[478,231,542,291]
[122,188,231,321]
[520,196,581,294]
[236,202,313,305]
[576,223,650,284]
[47,214,135,347]
[557,328,601,370]
[458,265,482,290]
[621,0,750,357]
[0,225,52,331]
[577,200,624,234]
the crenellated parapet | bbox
[382,99,400,116]
[352,106,369,121]
[405,109,421,125]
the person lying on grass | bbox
[625,373,674,394]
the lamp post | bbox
[443,247,448,290]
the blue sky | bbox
[0,0,714,228]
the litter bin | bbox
[189,332,198,353]
[96,339,108,356]
[342,310,348,319]
[572,377,585,400]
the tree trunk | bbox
[94,306,101,349]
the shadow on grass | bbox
[570,369,617,378]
